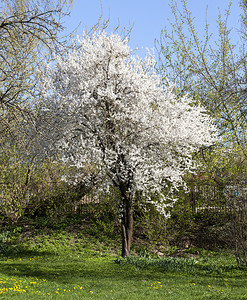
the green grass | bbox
[0,216,247,299]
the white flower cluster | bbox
[42,31,217,214]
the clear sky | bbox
[63,0,242,58]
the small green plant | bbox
[0,231,10,254]
[115,252,240,275]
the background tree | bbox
[155,0,247,156]
[41,31,217,257]
[155,0,247,264]
[0,0,74,222]
[0,0,73,138]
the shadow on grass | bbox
[0,253,246,287]
[0,257,158,284]
[0,243,56,260]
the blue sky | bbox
[64,0,242,58]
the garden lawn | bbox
[0,218,247,299]
[0,252,247,299]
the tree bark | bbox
[120,189,133,257]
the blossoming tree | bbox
[42,31,217,257]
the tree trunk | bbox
[120,190,133,257]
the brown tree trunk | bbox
[120,191,133,257]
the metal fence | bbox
[187,183,247,214]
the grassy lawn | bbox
[0,216,247,299]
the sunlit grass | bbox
[0,273,85,298]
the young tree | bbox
[42,31,217,257]
[155,0,247,156]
